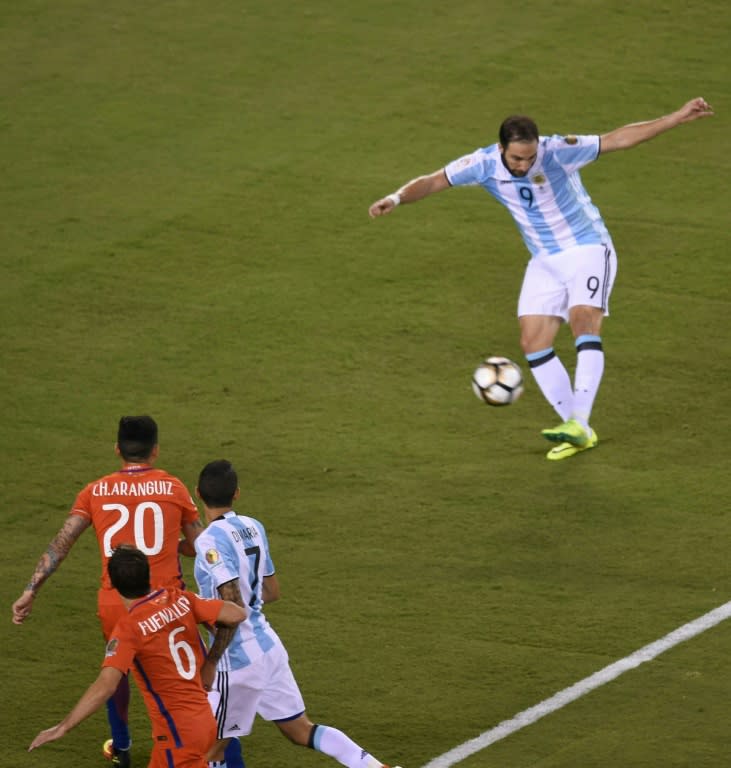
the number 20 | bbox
[102,502,164,556]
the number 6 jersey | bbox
[102,587,221,747]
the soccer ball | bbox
[471,356,524,406]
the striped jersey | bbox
[444,135,609,258]
[194,510,279,670]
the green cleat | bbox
[541,418,591,447]
[546,429,598,460]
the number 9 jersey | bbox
[444,134,609,259]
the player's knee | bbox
[569,305,603,336]
[519,331,552,355]
[519,334,534,354]
[519,316,561,354]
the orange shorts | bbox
[147,715,217,768]
[97,588,126,640]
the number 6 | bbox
[169,626,196,680]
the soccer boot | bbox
[541,418,591,447]
[103,739,131,768]
[546,429,598,460]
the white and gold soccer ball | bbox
[471,356,524,406]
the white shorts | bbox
[517,242,617,321]
[208,640,306,738]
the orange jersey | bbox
[71,465,199,591]
[102,588,221,748]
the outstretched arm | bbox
[28,666,122,751]
[369,169,451,217]
[600,97,713,154]
[12,515,91,624]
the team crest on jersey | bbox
[531,173,546,185]
[564,135,578,145]
[205,548,220,565]
[105,638,119,657]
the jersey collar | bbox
[496,140,545,181]
[120,464,153,474]
[128,588,165,614]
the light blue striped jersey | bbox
[194,510,280,670]
[444,135,609,258]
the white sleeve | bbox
[444,150,487,187]
[545,134,600,173]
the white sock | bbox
[526,348,573,421]
[572,336,604,430]
[310,724,381,768]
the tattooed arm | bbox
[12,515,91,625]
[200,578,246,690]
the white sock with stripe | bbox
[526,347,573,421]
[572,334,604,432]
[309,724,383,768]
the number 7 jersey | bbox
[194,510,279,670]
[71,465,200,591]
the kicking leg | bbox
[520,315,573,421]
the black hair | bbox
[198,459,238,508]
[108,544,150,599]
[499,115,540,147]
[117,416,158,461]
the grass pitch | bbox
[2,1,730,767]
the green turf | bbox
[2,1,730,766]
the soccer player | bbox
[28,544,246,768]
[193,459,402,768]
[368,97,714,459]
[12,416,204,766]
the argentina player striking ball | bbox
[369,98,714,459]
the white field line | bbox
[421,599,731,768]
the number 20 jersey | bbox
[194,510,279,671]
[71,465,200,591]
